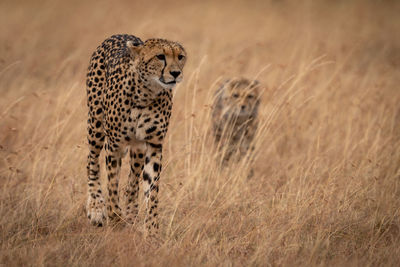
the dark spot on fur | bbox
[143,172,150,182]
[146,126,157,134]
[153,163,159,172]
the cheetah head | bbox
[127,38,186,93]
[219,78,261,118]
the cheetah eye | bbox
[156,54,166,60]
[232,93,239,98]
[178,54,185,60]
[247,95,254,99]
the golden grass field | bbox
[1,0,400,266]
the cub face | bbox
[127,39,187,93]
[219,78,260,118]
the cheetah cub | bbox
[211,78,261,176]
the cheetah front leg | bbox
[241,121,257,178]
[142,144,162,235]
[105,139,123,224]
[86,118,106,226]
[240,141,255,178]
[124,144,145,224]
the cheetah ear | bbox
[221,79,231,88]
[127,41,142,58]
[252,80,265,91]
[216,79,230,95]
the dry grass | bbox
[1,0,400,266]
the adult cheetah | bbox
[211,78,260,176]
[85,34,186,233]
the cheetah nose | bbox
[241,105,246,110]
[170,71,181,79]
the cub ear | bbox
[252,80,260,87]
[222,79,231,86]
[127,41,142,58]
[214,79,230,97]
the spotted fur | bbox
[211,78,260,176]
[86,34,186,234]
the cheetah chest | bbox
[128,94,173,144]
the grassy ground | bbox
[1,0,400,266]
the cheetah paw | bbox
[86,196,106,227]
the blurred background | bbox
[0,0,399,266]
